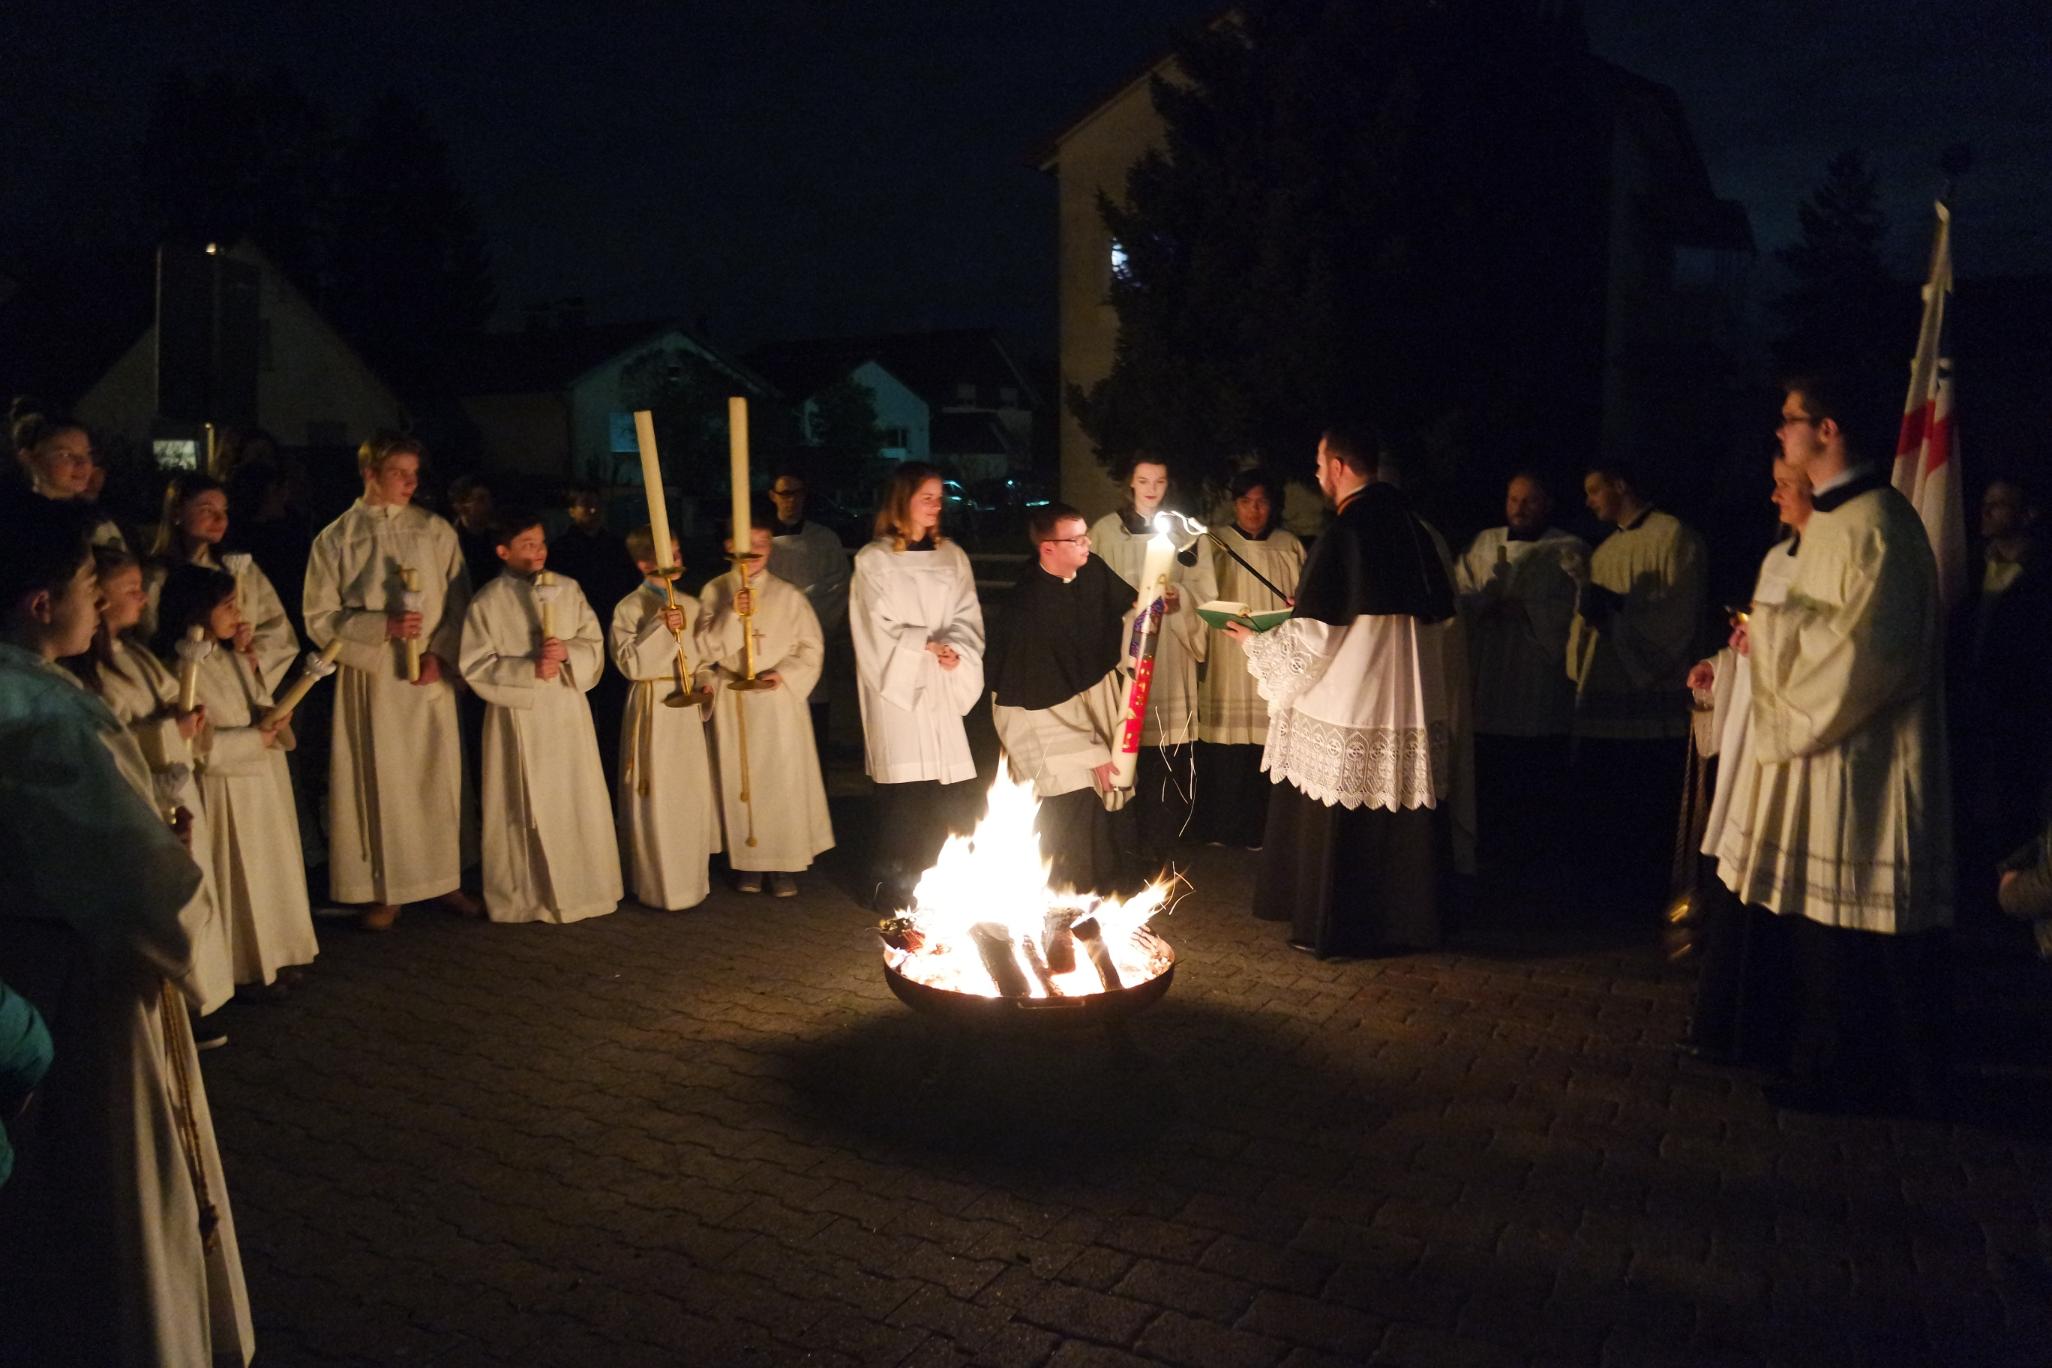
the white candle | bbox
[1109,524,1178,789]
[536,570,557,639]
[260,638,345,728]
[399,567,423,682]
[727,396,752,560]
[631,410,674,567]
[176,625,208,712]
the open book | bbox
[1195,600,1291,633]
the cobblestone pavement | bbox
[202,788,2052,1368]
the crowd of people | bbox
[0,367,2042,1360]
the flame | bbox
[882,766,1175,998]
[1151,510,1206,549]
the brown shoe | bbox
[359,902,401,932]
[768,873,798,899]
[437,889,486,919]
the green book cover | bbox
[1195,600,1291,632]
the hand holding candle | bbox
[175,626,212,712]
[535,570,558,640]
[261,638,345,728]
[1111,520,1178,790]
[399,567,424,682]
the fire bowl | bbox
[882,946,1177,1031]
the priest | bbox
[988,503,1137,897]
[1453,473,1587,874]
[303,433,480,930]
[1714,374,1953,1113]
[1565,464,1707,920]
[1223,424,1456,956]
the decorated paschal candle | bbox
[1110,518,1177,790]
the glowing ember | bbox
[879,767,1176,998]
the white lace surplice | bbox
[1241,614,1452,810]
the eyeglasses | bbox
[770,486,804,497]
[1045,534,1091,545]
[1776,414,1816,431]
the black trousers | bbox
[1256,788,1442,956]
[1786,918,1951,1111]
[1125,743,1196,875]
[1191,741,1271,847]
[1686,861,1797,1068]
[872,778,974,907]
[1473,733,1571,883]
[1038,788,1122,898]
[1570,736,1687,923]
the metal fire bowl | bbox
[883,946,1176,1031]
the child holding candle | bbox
[700,494,834,896]
[64,547,235,1039]
[458,510,621,923]
[153,564,318,998]
[611,525,720,910]
[146,473,300,692]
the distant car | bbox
[803,492,872,548]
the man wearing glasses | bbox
[986,505,1136,896]
[764,469,850,750]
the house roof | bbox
[449,320,774,398]
[745,329,1041,409]
[1028,6,1237,171]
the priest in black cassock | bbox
[987,503,1137,897]
[1224,424,1458,957]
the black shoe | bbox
[1285,938,1323,958]
[191,1016,230,1051]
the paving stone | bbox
[187,798,2049,1368]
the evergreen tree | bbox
[1771,150,1901,377]
[136,70,336,295]
[328,91,497,399]
[617,346,736,489]
[1072,0,1608,502]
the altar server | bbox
[1715,376,1953,1113]
[1090,455,1217,864]
[0,497,253,1367]
[70,547,235,1031]
[303,433,480,930]
[612,526,720,911]
[1225,424,1458,958]
[1193,469,1304,846]
[153,565,319,993]
[989,503,1137,897]
[850,462,985,908]
[147,473,299,691]
[459,511,621,925]
[700,495,834,896]
[767,466,852,748]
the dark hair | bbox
[1319,423,1384,477]
[150,564,238,660]
[1782,371,1893,460]
[722,493,780,542]
[151,472,227,559]
[450,474,493,503]
[63,545,146,693]
[1028,502,1083,545]
[492,507,545,548]
[1227,468,1283,527]
[873,461,947,549]
[557,480,596,504]
[1584,462,1639,494]
[0,493,95,623]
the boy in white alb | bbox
[611,526,721,910]
[458,511,621,924]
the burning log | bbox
[970,923,1031,998]
[1042,908,1081,976]
[875,917,926,953]
[1017,935,1061,997]
[1071,917,1125,992]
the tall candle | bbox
[399,567,423,682]
[631,410,674,567]
[1109,524,1177,789]
[260,638,345,728]
[176,625,209,712]
[727,395,752,559]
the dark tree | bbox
[618,346,738,488]
[806,376,894,501]
[1072,0,1609,504]
[137,70,336,294]
[328,91,498,399]
[1771,150,1904,378]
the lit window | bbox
[1109,239,1131,282]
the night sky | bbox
[6,0,2046,356]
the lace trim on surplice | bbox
[1264,711,1449,811]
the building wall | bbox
[802,360,930,461]
[77,242,402,454]
[1046,71,1171,523]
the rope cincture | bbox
[159,982,220,1254]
